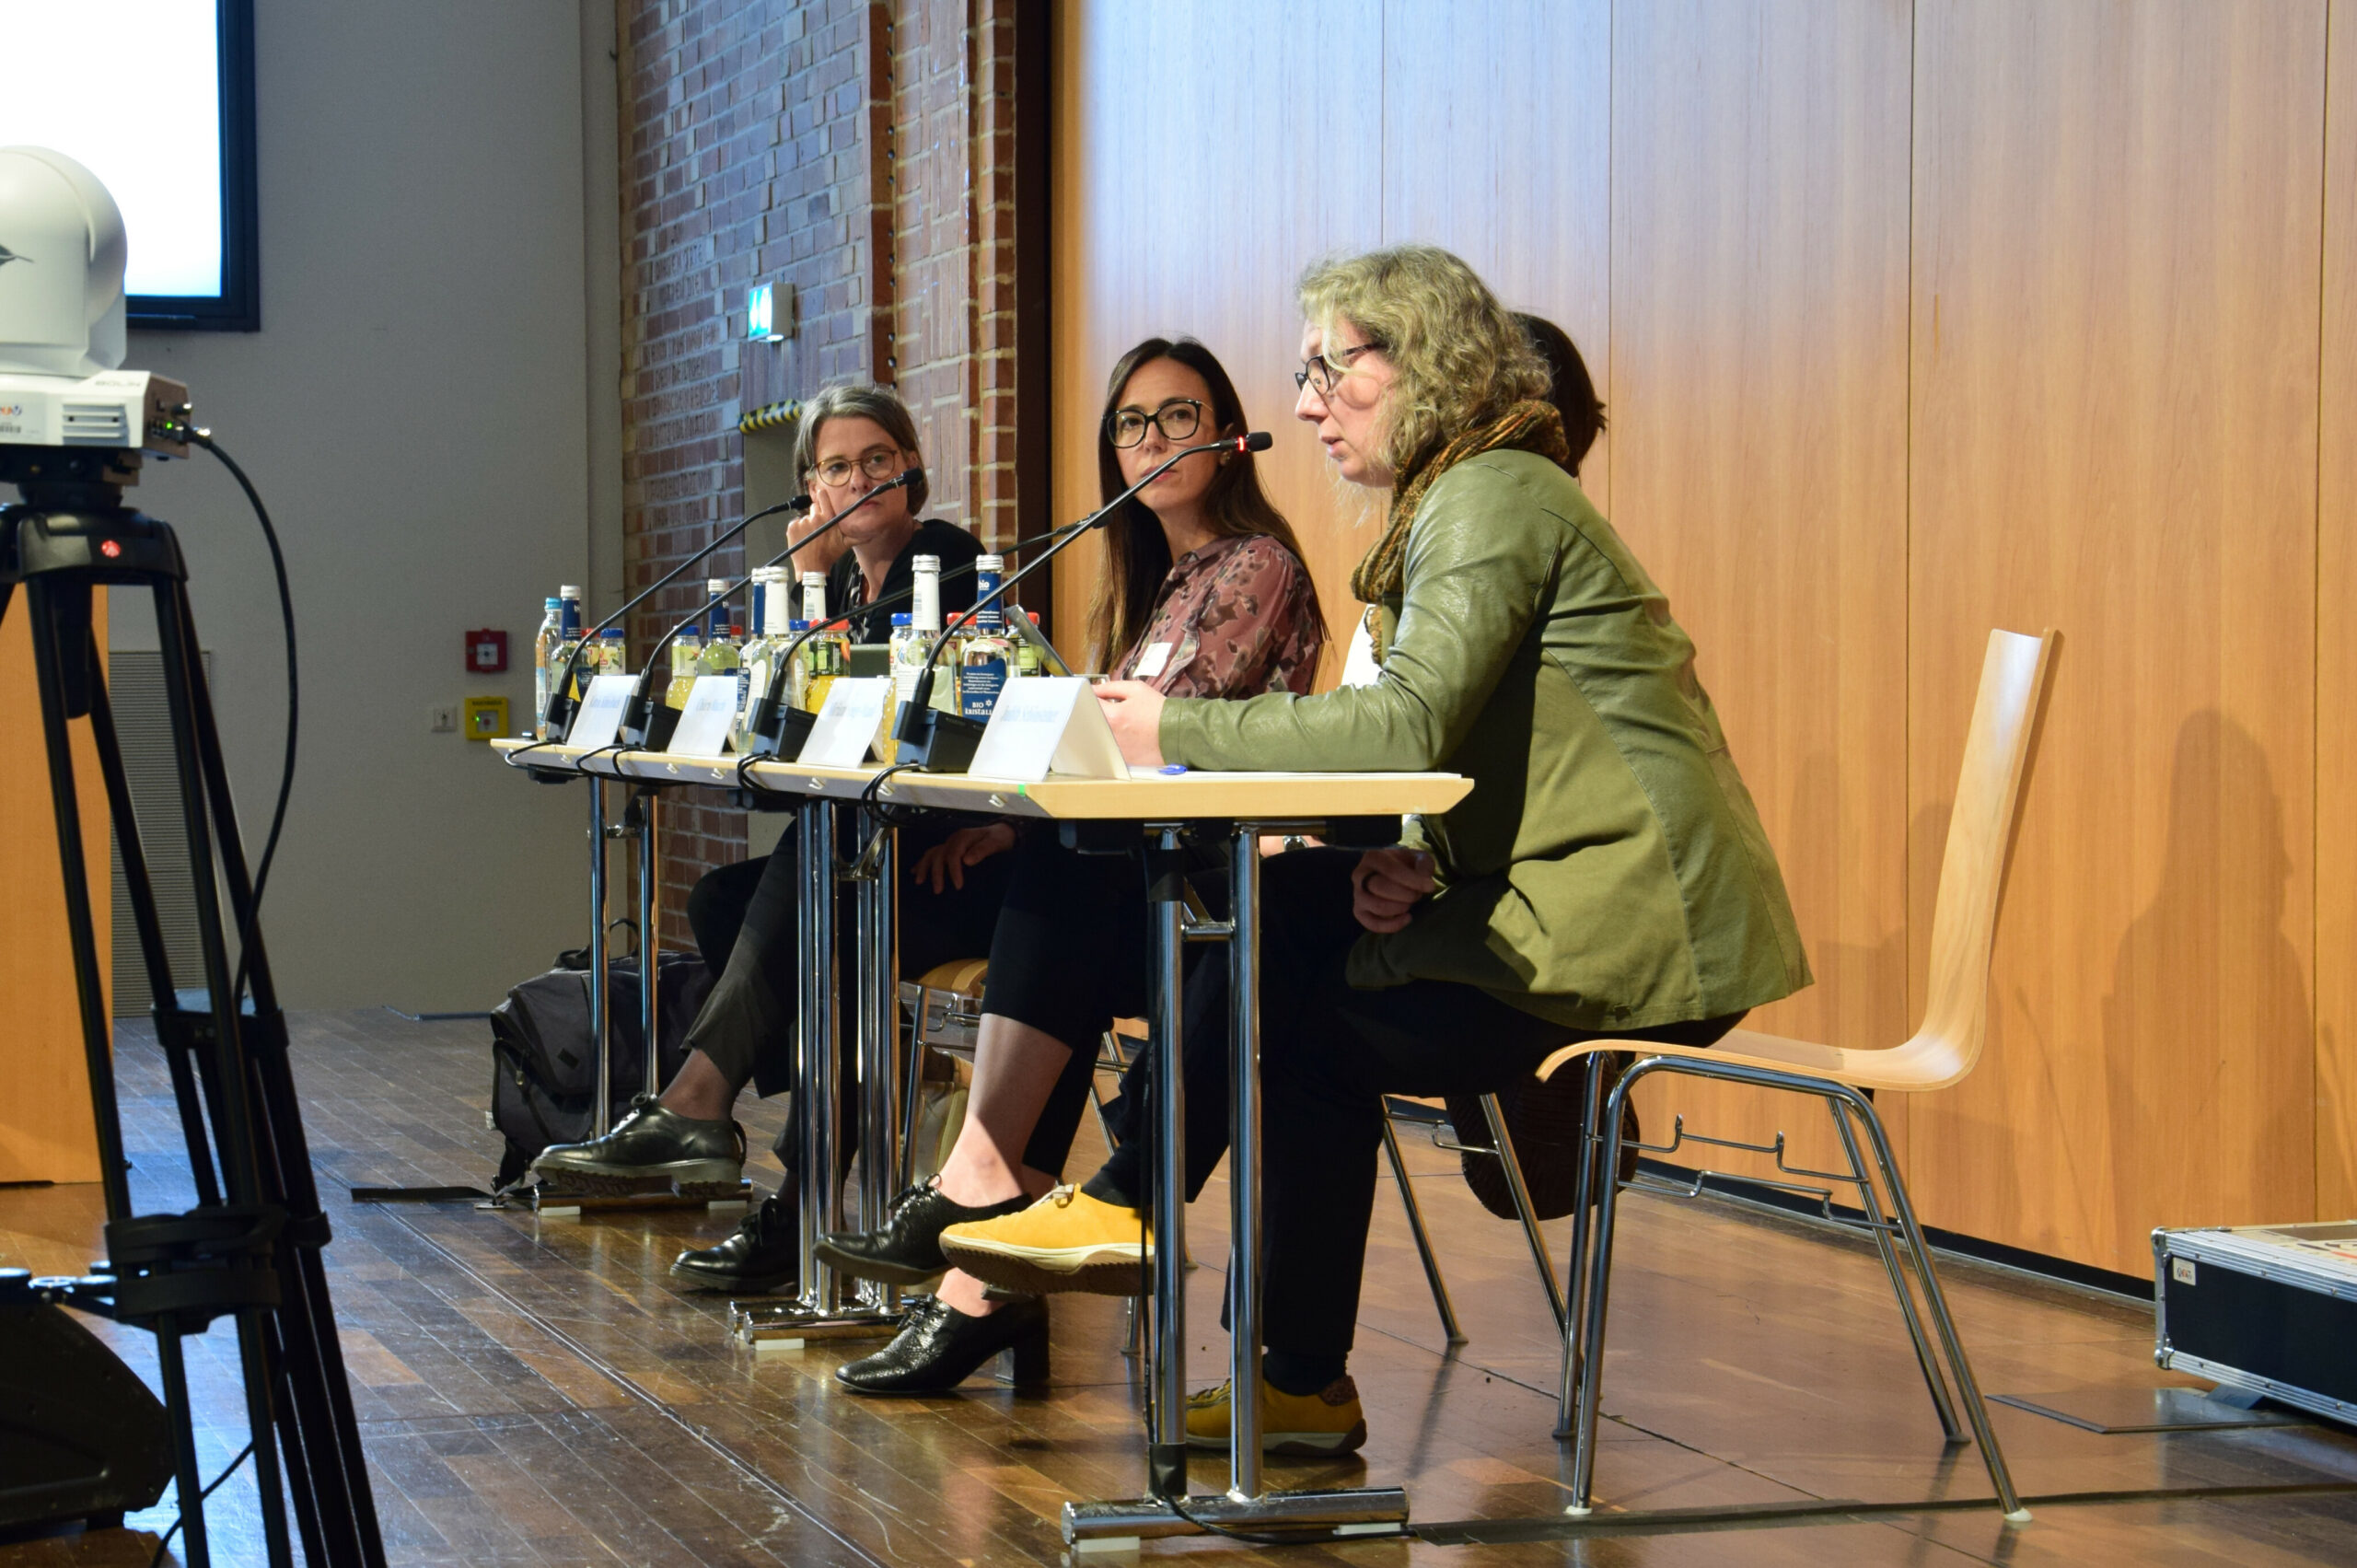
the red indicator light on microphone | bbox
[99,540,122,559]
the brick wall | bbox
[614,0,1025,941]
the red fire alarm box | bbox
[467,629,508,674]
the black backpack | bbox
[1444,1051,1639,1222]
[488,951,713,1191]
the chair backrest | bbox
[1904,628,2058,1086]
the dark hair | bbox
[1515,313,1607,476]
[793,382,930,516]
[1088,337,1317,668]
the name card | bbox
[968,677,1126,783]
[797,677,891,767]
[565,675,634,750]
[668,676,741,757]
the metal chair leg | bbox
[1837,1086,2029,1522]
[1480,1093,1566,1333]
[1826,1097,1965,1443]
[1555,1052,1607,1441]
[1380,1107,1466,1345]
[1566,1057,1643,1514]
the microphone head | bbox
[1240,431,1273,453]
[789,492,814,512]
[896,467,921,488]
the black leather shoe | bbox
[532,1095,745,1196]
[814,1179,1028,1285]
[671,1192,796,1294]
[836,1294,1049,1394]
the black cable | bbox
[190,434,293,1016]
[146,1439,256,1568]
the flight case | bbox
[2154,1222,2357,1426]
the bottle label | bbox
[959,657,1007,720]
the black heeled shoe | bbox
[814,1178,1028,1285]
[835,1294,1050,1394]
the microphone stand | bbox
[536,492,811,744]
[893,434,1269,772]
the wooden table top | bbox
[489,737,1471,822]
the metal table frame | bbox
[496,741,1467,1541]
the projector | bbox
[0,146,192,473]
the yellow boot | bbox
[937,1185,1151,1296]
[1183,1376,1367,1456]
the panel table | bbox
[492,737,1472,1544]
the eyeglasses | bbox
[1294,341,1384,396]
[809,447,905,488]
[1104,399,1205,449]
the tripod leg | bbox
[155,1323,214,1568]
[19,577,133,1220]
[82,626,224,1206]
[171,582,386,1567]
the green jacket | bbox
[1157,449,1810,1029]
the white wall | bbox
[116,2,620,1009]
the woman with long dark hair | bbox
[814,336,1324,1393]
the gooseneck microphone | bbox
[894,432,1272,771]
[615,469,917,748]
[539,490,813,739]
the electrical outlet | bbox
[428,704,458,734]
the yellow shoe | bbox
[936,1185,1151,1297]
[1183,1376,1367,1456]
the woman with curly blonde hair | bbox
[944,244,1810,1454]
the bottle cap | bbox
[801,570,825,587]
[790,620,811,633]
[891,612,911,626]
[978,553,1005,573]
[544,597,563,609]
[561,585,584,601]
[600,628,623,640]
[912,554,940,571]
[707,578,729,594]
[729,623,743,637]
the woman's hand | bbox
[910,821,1016,893]
[1352,846,1434,934]
[786,501,853,576]
[1096,679,1167,767]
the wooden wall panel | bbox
[0,596,110,1184]
[2318,0,2357,1218]
[1380,0,1612,515]
[1049,2,1385,666]
[1907,0,2326,1272]
[1606,0,1915,1190]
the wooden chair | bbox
[1538,627,2057,1523]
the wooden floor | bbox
[6,1009,2357,1565]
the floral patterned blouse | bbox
[1113,534,1324,698]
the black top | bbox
[826,517,983,645]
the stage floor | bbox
[6,1008,2357,1565]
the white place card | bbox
[565,674,634,750]
[668,676,741,758]
[797,677,891,767]
[968,677,1126,783]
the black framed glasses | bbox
[1294,340,1384,395]
[1104,399,1205,449]
[809,447,905,488]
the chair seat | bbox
[1538,1025,1968,1095]
[914,957,990,995]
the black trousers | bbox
[1091,847,1741,1360]
[978,830,1229,1177]
[678,818,1097,1181]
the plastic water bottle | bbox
[533,596,563,737]
[958,554,1011,720]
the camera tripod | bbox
[0,447,384,1567]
